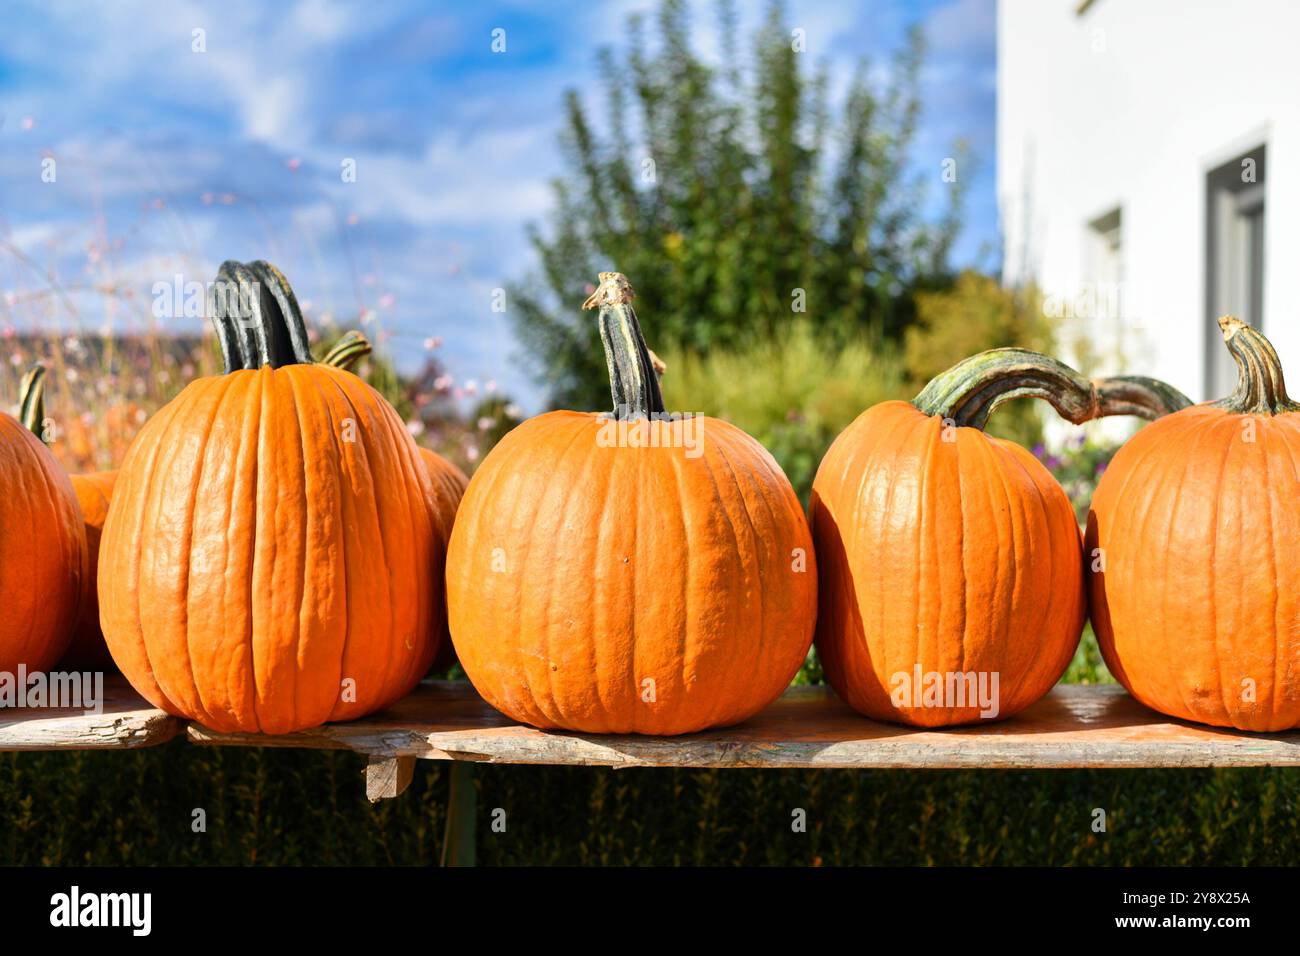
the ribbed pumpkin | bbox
[0,366,87,673]
[99,260,439,734]
[445,272,817,734]
[321,329,469,673]
[1089,317,1300,731]
[811,350,1189,726]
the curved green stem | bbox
[209,259,314,372]
[911,348,1100,430]
[1211,316,1300,415]
[18,364,46,440]
[582,272,665,419]
[1092,375,1192,420]
[321,330,373,372]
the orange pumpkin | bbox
[811,349,1188,727]
[61,470,119,670]
[1089,317,1300,730]
[0,366,87,673]
[99,260,440,734]
[445,272,817,734]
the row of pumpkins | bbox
[2,263,1296,736]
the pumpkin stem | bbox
[1092,375,1192,420]
[583,272,665,419]
[321,330,373,372]
[209,259,314,372]
[911,348,1101,430]
[18,364,47,440]
[1212,316,1300,415]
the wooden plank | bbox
[365,755,415,802]
[185,680,1300,769]
[0,674,181,751]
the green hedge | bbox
[3,743,1296,865]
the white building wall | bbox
[999,0,1300,416]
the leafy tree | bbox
[511,0,967,410]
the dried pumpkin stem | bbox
[583,271,665,420]
[911,348,1101,431]
[1092,375,1192,420]
[321,330,373,372]
[1212,316,1300,415]
[209,259,314,372]
[18,364,46,440]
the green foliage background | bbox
[512,0,965,411]
[4,746,1297,865]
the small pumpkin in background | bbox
[0,366,87,674]
[811,349,1189,727]
[15,368,121,670]
[446,272,817,735]
[62,470,118,669]
[1089,317,1300,731]
[321,329,469,675]
[99,261,441,734]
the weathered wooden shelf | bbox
[0,675,180,750]
[185,680,1300,771]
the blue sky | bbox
[0,0,996,410]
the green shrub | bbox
[659,321,907,503]
[905,271,1056,448]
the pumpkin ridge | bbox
[313,369,360,724]
[1166,415,1233,724]
[914,416,942,718]
[873,411,935,712]
[713,423,786,716]
[663,417,694,733]
[453,412,580,726]
[280,366,317,731]
[1129,413,1190,718]
[503,415,582,728]
[1201,416,1242,726]
[1003,440,1079,710]
[710,423,779,728]
[193,373,255,732]
[338,366,423,712]
[326,370,402,717]
[144,379,220,723]
[694,424,755,731]
[961,430,1003,691]
[999,442,1053,711]
[1271,422,1300,724]
[228,372,267,731]
[821,408,894,712]
[1256,420,1284,726]
[1214,416,1254,725]
[353,371,421,710]
[535,415,599,730]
